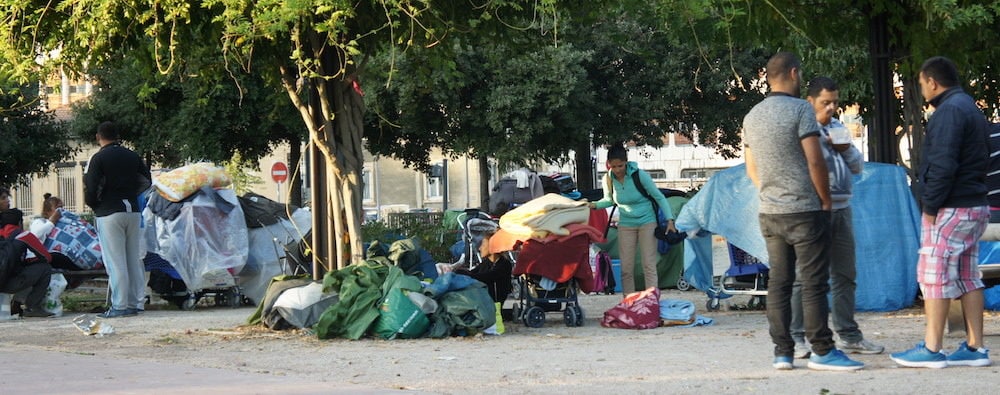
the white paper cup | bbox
[829,127,851,144]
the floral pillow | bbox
[153,162,232,202]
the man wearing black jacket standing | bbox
[890,56,992,368]
[84,121,152,318]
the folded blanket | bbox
[532,223,603,245]
[499,193,589,236]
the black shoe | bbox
[10,301,23,316]
[21,309,55,318]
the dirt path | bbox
[3,289,999,394]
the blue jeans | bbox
[96,212,144,310]
[759,210,834,357]
[790,207,862,343]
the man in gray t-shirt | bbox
[743,52,863,371]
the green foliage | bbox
[223,152,264,195]
[0,83,78,187]
[365,4,769,173]
[661,0,1000,120]
[69,56,305,167]
[365,39,594,171]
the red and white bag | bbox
[600,287,660,329]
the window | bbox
[13,184,34,217]
[680,167,727,179]
[598,169,665,180]
[362,166,374,202]
[58,165,80,213]
[645,169,667,179]
[425,162,444,200]
[426,175,442,200]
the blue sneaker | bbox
[947,342,991,367]
[890,342,947,368]
[773,356,793,370]
[807,349,864,371]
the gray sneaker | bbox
[794,341,812,359]
[837,338,885,354]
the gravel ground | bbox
[3,287,999,394]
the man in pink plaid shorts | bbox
[890,56,992,368]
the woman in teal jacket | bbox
[589,144,676,294]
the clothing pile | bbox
[144,166,249,292]
[490,193,600,293]
[294,238,496,340]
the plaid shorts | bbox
[917,206,989,299]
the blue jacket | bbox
[918,87,989,216]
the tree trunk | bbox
[901,76,925,203]
[312,46,366,271]
[278,28,368,276]
[478,156,491,211]
[574,141,594,191]
[288,139,303,208]
[867,11,898,165]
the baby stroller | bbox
[705,243,768,311]
[453,208,500,271]
[510,233,590,328]
[450,209,517,305]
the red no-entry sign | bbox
[271,162,289,183]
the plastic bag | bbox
[43,273,68,317]
[374,288,429,339]
[374,266,430,339]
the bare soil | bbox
[4,286,1000,394]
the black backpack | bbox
[0,238,28,286]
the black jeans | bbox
[1,262,52,310]
[760,210,834,357]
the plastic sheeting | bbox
[240,207,312,305]
[143,188,249,291]
[676,162,920,312]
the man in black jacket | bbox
[890,56,992,368]
[84,121,152,318]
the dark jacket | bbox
[83,142,151,217]
[918,87,990,216]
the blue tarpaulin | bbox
[676,162,921,312]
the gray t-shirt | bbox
[743,94,822,214]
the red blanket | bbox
[511,233,595,293]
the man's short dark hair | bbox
[921,56,960,88]
[766,52,801,84]
[96,121,120,141]
[807,77,839,98]
[607,143,628,162]
[0,186,8,197]
[0,208,23,227]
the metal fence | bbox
[383,212,444,230]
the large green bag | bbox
[373,266,429,339]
